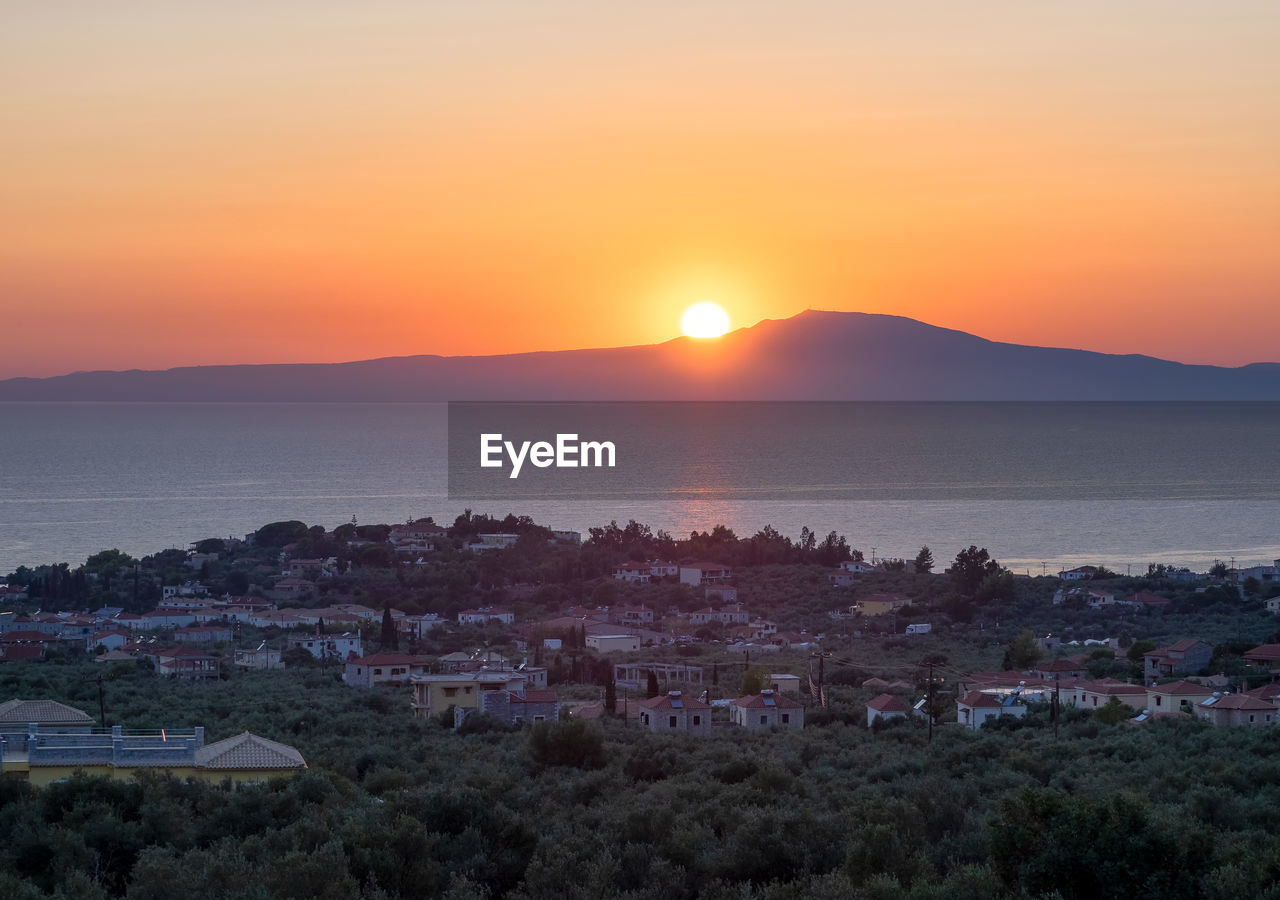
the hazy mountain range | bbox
[3,311,1279,401]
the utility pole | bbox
[96,675,106,728]
[1053,673,1060,740]
[927,662,935,743]
[818,653,825,708]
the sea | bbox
[1,401,1277,576]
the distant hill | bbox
[3,311,1279,401]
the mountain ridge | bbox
[2,310,1278,401]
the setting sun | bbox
[681,302,731,339]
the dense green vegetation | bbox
[4,658,1280,898]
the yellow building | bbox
[409,671,528,719]
[1,703,307,787]
[856,593,912,617]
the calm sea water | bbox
[1,402,1277,575]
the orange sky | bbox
[3,2,1279,377]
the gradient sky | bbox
[3,2,1278,377]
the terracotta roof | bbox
[0,631,53,643]
[731,692,803,709]
[959,691,1006,708]
[0,699,94,725]
[195,732,307,770]
[1081,681,1146,695]
[1149,681,1213,695]
[1168,639,1208,652]
[1246,683,1280,700]
[1124,591,1171,606]
[514,690,559,703]
[1038,658,1086,671]
[1244,644,1280,662]
[639,692,710,710]
[0,646,45,662]
[1204,694,1276,711]
[867,693,909,712]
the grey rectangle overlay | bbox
[447,401,1280,501]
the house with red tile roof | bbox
[679,562,732,586]
[153,646,220,680]
[342,653,430,687]
[866,693,910,727]
[1072,680,1147,711]
[956,690,1027,729]
[1143,639,1213,679]
[1197,692,1279,728]
[638,690,712,735]
[1243,644,1280,672]
[1146,680,1215,715]
[729,690,804,731]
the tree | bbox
[950,546,1001,596]
[646,670,660,698]
[381,604,398,651]
[739,666,770,695]
[604,677,616,714]
[527,719,606,769]
[913,546,934,574]
[1209,560,1230,579]
[1005,629,1042,669]
[976,570,1017,605]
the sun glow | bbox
[680,302,731,339]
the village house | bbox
[342,653,429,687]
[153,646,220,679]
[0,717,306,787]
[956,691,1027,729]
[1243,644,1280,673]
[857,593,912,617]
[1143,639,1213,678]
[0,700,95,747]
[1117,590,1172,610]
[388,518,447,551]
[1059,565,1100,581]
[610,605,655,626]
[468,533,519,551]
[234,647,284,670]
[173,624,233,644]
[287,633,363,661]
[679,562,732,585]
[612,561,676,583]
[91,629,130,652]
[457,607,515,626]
[409,671,529,719]
[1072,680,1147,711]
[866,694,910,727]
[1230,558,1280,584]
[839,560,876,574]
[638,690,712,735]
[268,577,315,600]
[453,688,560,729]
[585,633,640,653]
[690,605,750,626]
[1031,657,1088,681]
[1146,680,1216,715]
[766,674,803,695]
[1197,693,1278,728]
[0,583,31,601]
[729,690,804,731]
[284,557,337,578]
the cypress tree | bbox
[381,604,398,651]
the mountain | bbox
[2,311,1279,401]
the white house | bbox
[457,608,515,626]
[638,690,712,735]
[679,562,732,586]
[956,690,1027,729]
[839,560,876,574]
[866,693,909,727]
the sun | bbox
[680,302,731,338]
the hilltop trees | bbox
[914,546,935,574]
[950,546,1002,596]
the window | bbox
[693,715,701,725]
[782,714,790,724]
[669,716,678,728]
[465,686,473,694]
[374,668,383,675]
[1155,696,1162,707]
[760,715,768,725]
[443,687,457,697]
